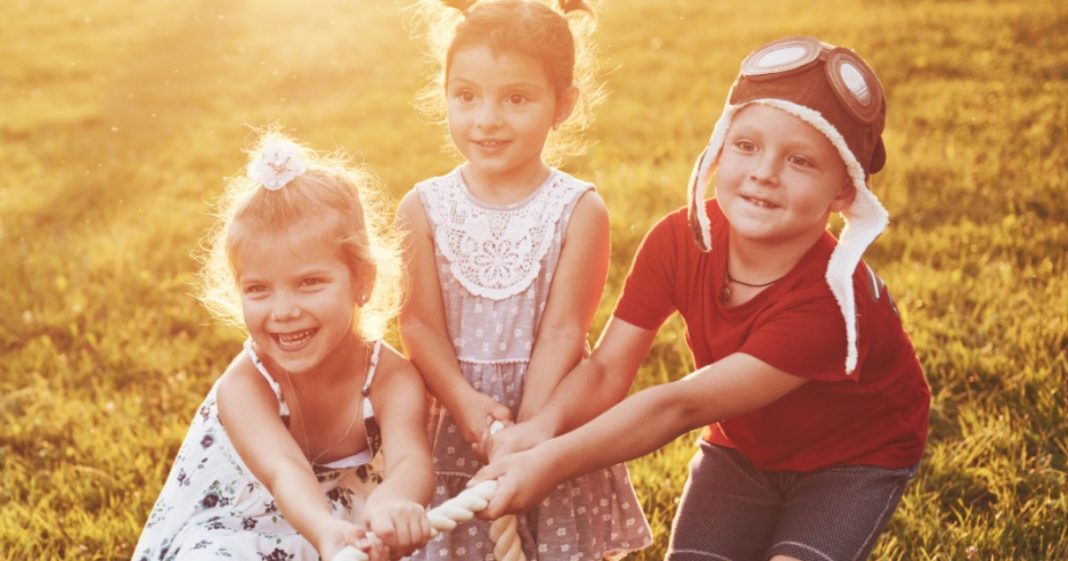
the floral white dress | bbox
[132,340,385,561]
[409,168,652,561]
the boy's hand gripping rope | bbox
[333,423,525,561]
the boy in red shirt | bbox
[477,36,930,561]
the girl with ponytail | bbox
[399,1,651,559]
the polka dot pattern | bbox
[409,169,652,560]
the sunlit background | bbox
[2,0,1066,559]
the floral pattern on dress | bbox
[132,341,386,561]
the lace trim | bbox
[418,169,593,300]
[457,356,530,365]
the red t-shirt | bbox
[614,201,929,471]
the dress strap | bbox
[302,341,385,471]
[242,339,290,416]
[361,340,384,459]
[361,340,383,398]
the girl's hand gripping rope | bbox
[454,389,513,462]
[323,522,386,561]
[483,418,554,462]
[359,495,433,559]
[333,421,526,561]
[333,479,524,561]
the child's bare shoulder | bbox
[375,343,424,385]
[573,187,608,216]
[216,350,271,397]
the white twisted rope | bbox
[333,480,524,561]
[334,423,525,561]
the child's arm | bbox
[488,316,654,460]
[396,191,511,451]
[361,349,434,556]
[217,357,374,560]
[477,352,807,517]
[515,191,611,422]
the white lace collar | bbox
[418,168,592,300]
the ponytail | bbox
[447,0,592,17]
[558,0,592,15]
[442,0,478,14]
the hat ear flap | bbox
[687,147,715,252]
[687,103,740,252]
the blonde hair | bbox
[197,132,404,340]
[413,0,605,166]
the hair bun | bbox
[442,0,478,14]
[558,0,592,14]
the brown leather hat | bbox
[731,36,886,176]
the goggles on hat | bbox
[739,36,884,126]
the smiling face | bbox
[446,46,572,192]
[714,103,854,248]
[236,220,361,376]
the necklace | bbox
[720,266,789,303]
[283,346,371,466]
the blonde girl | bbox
[133,133,433,561]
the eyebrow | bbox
[728,126,833,155]
[447,77,547,92]
[787,139,837,159]
[292,267,336,277]
[237,267,335,283]
[726,123,762,137]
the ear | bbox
[553,86,580,129]
[353,266,377,307]
[830,178,857,213]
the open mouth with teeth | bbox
[742,195,779,209]
[474,140,509,149]
[272,328,318,351]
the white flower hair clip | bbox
[246,136,309,191]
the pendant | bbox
[720,285,731,303]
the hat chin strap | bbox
[686,99,889,374]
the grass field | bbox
[2,0,1066,559]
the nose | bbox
[271,294,302,322]
[475,101,503,130]
[749,153,781,186]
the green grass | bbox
[2,0,1066,559]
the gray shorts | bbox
[666,441,917,561]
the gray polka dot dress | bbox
[409,168,651,561]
